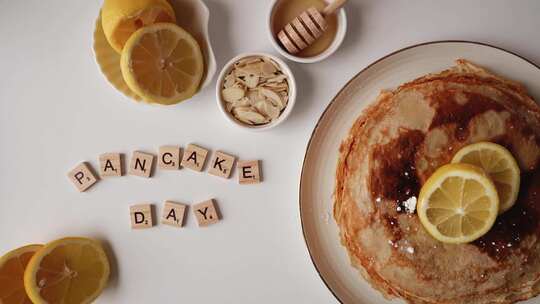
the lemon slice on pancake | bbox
[452,142,520,213]
[417,163,499,244]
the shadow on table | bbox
[97,237,120,291]
[205,0,234,72]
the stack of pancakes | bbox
[334,60,540,303]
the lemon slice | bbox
[417,163,499,244]
[452,142,520,213]
[0,244,43,304]
[101,0,176,53]
[24,237,110,304]
[120,23,204,105]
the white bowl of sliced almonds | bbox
[216,53,296,131]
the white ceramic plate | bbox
[299,41,540,304]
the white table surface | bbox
[1,1,540,303]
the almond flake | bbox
[222,87,245,102]
[259,88,284,109]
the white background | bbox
[1,1,540,303]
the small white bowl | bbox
[216,53,297,131]
[267,0,347,64]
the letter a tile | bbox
[99,153,123,177]
[180,144,209,172]
[161,201,187,227]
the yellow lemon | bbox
[24,237,110,304]
[452,142,520,213]
[417,163,499,244]
[120,23,204,105]
[101,0,176,53]
[0,244,43,304]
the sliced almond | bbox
[262,82,288,91]
[233,107,267,125]
[246,90,262,104]
[259,88,285,109]
[245,75,260,88]
[267,58,282,72]
[255,100,281,120]
[267,75,287,83]
[261,62,277,76]
[236,57,262,67]
[222,87,245,102]
[224,72,237,88]
[233,97,251,107]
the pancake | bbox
[334,59,540,303]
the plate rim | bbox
[298,39,540,304]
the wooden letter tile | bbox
[237,160,261,184]
[129,151,155,178]
[208,151,236,179]
[180,144,209,172]
[193,199,220,227]
[67,162,99,192]
[161,201,187,227]
[158,146,181,170]
[99,153,123,177]
[130,204,154,229]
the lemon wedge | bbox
[24,237,110,304]
[0,244,43,304]
[101,0,176,53]
[120,23,204,105]
[451,142,520,213]
[417,163,499,244]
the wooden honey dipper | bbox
[277,0,347,54]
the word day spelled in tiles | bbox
[130,204,154,229]
[181,144,209,172]
[67,162,99,192]
[99,153,123,177]
[161,201,187,227]
[129,151,155,178]
[158,146,181,170]
[193,199,220,227]
[208,151,236,179]
[237,160,261,184]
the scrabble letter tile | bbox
[161,201,187,227]
[129,151,155,178]
[193,199,219,227]
[67,162,99,192]
[99,153,123,177]
[237,160,261,184]
[130,204,153,229]
[208,151,236,179]
[180,144,209,172]
[158,146,181,170]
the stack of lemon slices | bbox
[417,142,521,244]
[0,237,110,304]
[101,0,204,105]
